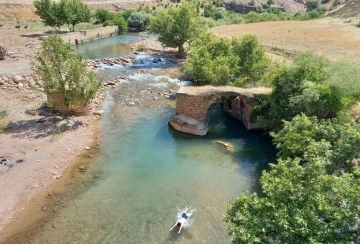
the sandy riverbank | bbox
[0,38,104,243]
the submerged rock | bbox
[213,140,236,153]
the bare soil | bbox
[212,18,360,61]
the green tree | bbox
[225,156,360,243]
[34,35,100,110]
[186,34,269,86]
[271,114,360,174]
[306,0,320,12]
[150,1,203,56]
[94,8,112,24]
[258,52,344,130]
[113,14,128,34]
[186,33,239,85]
[33,0,66,31]
[61,0,92,32]
[127,11,151,31]
[232,34,270,85]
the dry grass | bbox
[211,18,360,62]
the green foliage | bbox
[113,14,128,34]
[60,0,91,32]
[186,33,269,86]
[186,33,239,85]
[94,8,128,34]
[150,2,203,55]
[33,0,65,31]
[231,35,270,85]
[121,9,134,20]
[34,35,100,108]
[0,110,7,119]
[34,0,91,32]
[271,114,360,174]
[225,156,360,243]
[306,0,320,11]
[94,8,112,24]
[260,52,344,130]
[327,60,360,103]
[127,11,151,31]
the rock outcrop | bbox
[168,86,272,136]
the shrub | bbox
[136,43,148,51]
[186,34,269,86]
[113,14,128,34]
[186,33,239,85]
[215,10,225,20]
[94,8,112,24]
[231,34,270,85]
[245,11,260,23]
[306,0,320,11]
[271,114,360,174]
[34,35,100,112]
[127,11,151,31]
[258,52,344,130]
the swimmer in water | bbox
[169,206,190,234]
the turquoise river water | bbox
[27,35,276,244]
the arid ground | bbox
[212,18,360,61]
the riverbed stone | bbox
[93,110,104,116]
[213,140,235,153]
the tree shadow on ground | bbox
[4,105,84,139]
[4,116,83,139]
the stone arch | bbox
[168,86,272,136]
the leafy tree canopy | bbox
[150,1,203,56]
[186,33,269,86]
[34,35,100,108]
[255,52,345,130]
[225,156,360,243]
[226,114,360,243]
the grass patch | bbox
[0,110,8,120]
[0,110,8,132]
[356,21,360,27]
[136,43,148,51]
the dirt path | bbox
[212,18,360,61]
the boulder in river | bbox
[213,140,236,153]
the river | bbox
[27,34,276,244]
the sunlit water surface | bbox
[28,36,276,244]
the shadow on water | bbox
[167,103,276,193]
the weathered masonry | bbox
[169,86,272,136]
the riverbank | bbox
[0,34,180,243]
[0,80,104,242]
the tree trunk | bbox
[177,44,185,58]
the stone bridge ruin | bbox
[168,86,272,136]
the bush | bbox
[34,35,100,111]
[127,11,151,31]
[186,34,269,86]
[113,14,128,34]
[271,114,360,174]
[94,8,112,23]
[244,11,261,23]
[258,52,345,130]
[306,0,320,11]
[215,10,225,20]
[186,33,239,85]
